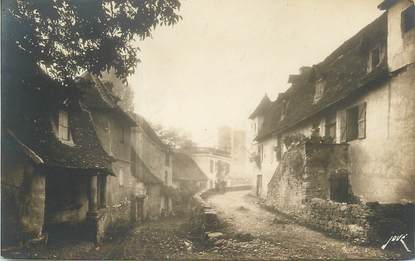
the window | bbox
[210,160,214,173]
[402,5,415,33]
[165,171,168,184]
[325,113,337,141]
[280,100,289,121]
[339,103,366,142]
[58,110,70,141]
[313,79,326,103]
[367,46,382,72]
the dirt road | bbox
[206,190,409,260]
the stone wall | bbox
[266,142,349,214]
[265,141,414,244]
[1,147,46,246]
[299,199,414,245]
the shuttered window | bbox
[339,110,347,143]
[346,106,359,141]
[357,103,366,139]
[339,102,366,143]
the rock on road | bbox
[206,190,406,260]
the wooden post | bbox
[88,175,98,213]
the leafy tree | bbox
[2,0,181,87]
[152,124,195,149]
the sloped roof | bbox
[81,73,136,127]
[131,147,163,185]
[256,13,389,141]
[378,0,399,10]
[172,152,208,181]
[249,95,272,119]
[129,112,169,151]
[7,86,114,174]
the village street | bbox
[204,190,409,260]
[4,190,410,260]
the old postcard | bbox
[1,0,414,260]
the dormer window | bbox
[280,100,289,121]
[313,79,326,103]
[58,110,70,141]
[367,45,383,73]
[402,5,415,33]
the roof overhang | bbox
[378,0,399,10]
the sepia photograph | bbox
[1,0,415,260]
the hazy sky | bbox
[128,0,383,146]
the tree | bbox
[152,124,195,149]
[2,0,181,87]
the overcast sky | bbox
[128,0,383,146]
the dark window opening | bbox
[45,173,84,213]
[402,5,415,33]
[165,171,168,184]
[330,175,349,203]
[346,106,359,141]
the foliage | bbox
[152,124,195,149]
[283,133,335,148]
[3,0,181,87]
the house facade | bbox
[130,113,174,219]
[185,147,231,189]
[81,74,140,241]
[2,72,115,246]
[249,0,415,204]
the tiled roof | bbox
[255,13,389,142]
[81,73,137,127]
[172,152,208,181]
[7,87,114,174]
[129,112,169,151]
[131,147,163,185]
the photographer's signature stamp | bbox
[381,234,412,253]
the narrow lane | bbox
[206,190,404,260]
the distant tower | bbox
[217,126,232,153]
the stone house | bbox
[130,113,174,219]
[1,71,114,246]
[248,0,415,243]
[250,0,415,204]
[81,74,139,242]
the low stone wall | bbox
[266,198,414,245]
